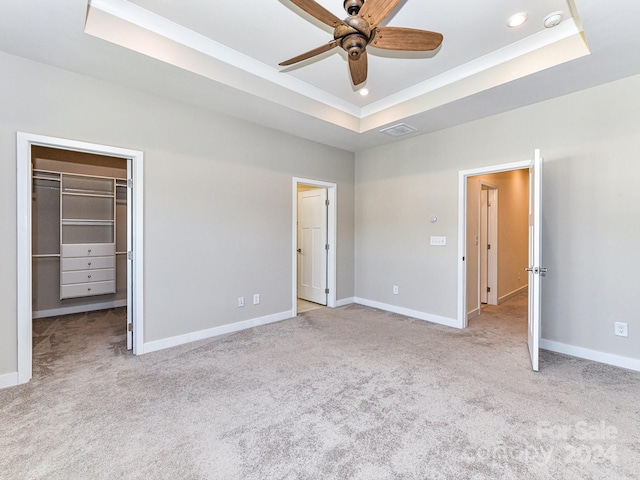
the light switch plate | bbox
[430,236,447,246]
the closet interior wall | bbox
[31,146,128,318]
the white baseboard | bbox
[541,338,640,372]
[0,371,19,390]
[467,308,480,321]
[142,310,294,354]
[354,297,461,329]
[336,297,355,307]
[33,299,127,319]
[498,285,528,304]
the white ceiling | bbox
[1,0,640,152]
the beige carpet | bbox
[1,296,639,479]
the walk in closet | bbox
[31,147,128,318]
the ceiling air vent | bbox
[380,123,417,137]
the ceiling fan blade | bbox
[371,27,443,51]
[348,50,368,86]
[288,0,344,28]
[358,0,402,28]
[279,40,340,66]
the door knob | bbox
[525,267,548,274]
[297,248,302,253]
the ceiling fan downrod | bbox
[343,0,364,15]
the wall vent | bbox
[380,123,417,137]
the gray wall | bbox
[356,73,640,360]
[2,49,639,378]
[0,52,355,376]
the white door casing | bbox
[16,133,144,385]
[527,149,544,372]
[297,188,328,305]
[292,178,336,316]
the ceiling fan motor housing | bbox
[334,15,372,58]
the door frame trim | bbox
[16,132,144,385]
[292,178,337,316]
[457,159,531,328]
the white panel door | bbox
[297,189,327,305]
[527,149,545,371]
[126,161,133,350]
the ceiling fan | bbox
[279,0,443,86]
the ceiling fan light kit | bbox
[280,0,443,86]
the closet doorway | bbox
[32,147,128,318]
[16,133,144,385]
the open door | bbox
[526,149,545,371]
[297,188,328,305]
[126,160,133,350]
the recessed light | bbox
[507,12,528,28]
[358,88,369,96]
[544,11,564,28]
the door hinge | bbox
[487,287,491,293]
[325,244,330,250]
[325,199,330,206]
[127,251,133,260]
[127,178,133,188]
[127,323,133,332]
[325,288,329,294]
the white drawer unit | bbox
[60,256,116,299]
[61,280,116,299]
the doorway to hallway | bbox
[291,178,337,316]
[457,150,545,371]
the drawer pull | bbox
[88,275,92,279]
[88,288,92,292]
[88,249,92,254]
[88,262,92,266]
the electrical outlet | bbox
[238,297,245,307]
[393,285,399,295]
[614,322,628,337]
[253,294,260,305]
[430,236,447,246]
